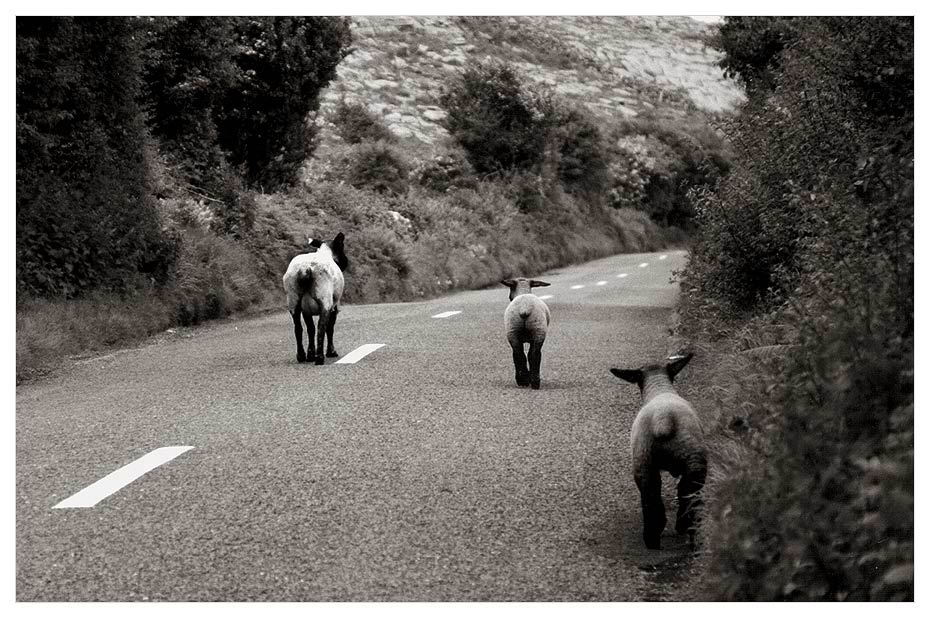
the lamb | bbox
[610,353,707,549]
[282,232,349,365]
[501,278,551,389]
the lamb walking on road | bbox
[502,278,551,389]
[610,353,707,549]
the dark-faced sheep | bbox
[501,278,551,389]
[282,233,349,365]
[610,353,707,549]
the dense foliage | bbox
[439,60,556,176]
[17,16,351,300]
[682,16,913,601]
[16,17,171,297]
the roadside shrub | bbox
[331,98,396,144]
[173,226,263,325]
[16,17,167,298]
[681,16,913,601]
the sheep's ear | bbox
[332,232,345,252]
[610,368,643,386]
[501,279,516,288]
[529,280,551,288]
[308,238,323,248]
[666,353,694,380]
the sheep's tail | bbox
[651,411,676,440]
[295,269,314,296]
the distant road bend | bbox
[17,250,694,601]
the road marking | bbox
[570,284,585,289]
[335,343,385,364]
[639,262,649,268]
[617,273,628,278]
[659,254,668,260]
[53,446,194,509]
[537,294,554,300]
[596,280,607,286]
[431,310,462,319]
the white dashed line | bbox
[639,262,649,268]
[617,273,628,278]
[335,343,385,364]
[570,285,585,290]
[537,294,554,300]
[596,281,607,286]
[53,446,194,509]
[659,255,668,260]
[431,310,462,319]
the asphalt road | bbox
[17,249,693,601]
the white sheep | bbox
[610,353,707,549]
[282,232,348,365]
[501,278,551,389]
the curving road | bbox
[16,250,694,601]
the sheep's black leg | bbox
[637,469,666,549]
[302,307,316,362]
[292,310,307,363]
[528,341,543,390]
[314,310,329,365]
[325,306,339,357]
[511,343,530,387]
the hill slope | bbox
[314,16,743,149]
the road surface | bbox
[16,250,694,601]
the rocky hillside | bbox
[313,16,743,150]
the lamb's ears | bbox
[500,279,516,288]
[610,368,643,386]
[666,353,694,380]
[332,232,345,251]
[308,238,323,248]
[529,280,551,288]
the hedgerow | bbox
[679,16,913,601]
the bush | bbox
[16,17,167,298]
[681,16,913,601]
[552,105,610,197]
[344,141,411,196]
[412,151,478,193]
[440,60,555,175]
[331,98,396,144]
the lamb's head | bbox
[610,353,694,392]
[501,278,550,301]
[308,232,349,272]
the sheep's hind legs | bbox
[325,307,339,358]
[300,307,317,363]
[528,341,543,389]
[511,344,530,387]
[292,310,308,363]
[314,311,329,365]
[637,470,667,549]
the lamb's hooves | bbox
[296,353,307,363]
[314,357,325,366]
[530,381,540,390]
[326,350,339,358]
[645,539,662,550]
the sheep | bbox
[610,353,707,549]
[501,278,551,389]
[282,232,349,365]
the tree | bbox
[17,17,168,297]
[218,17,352,190]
